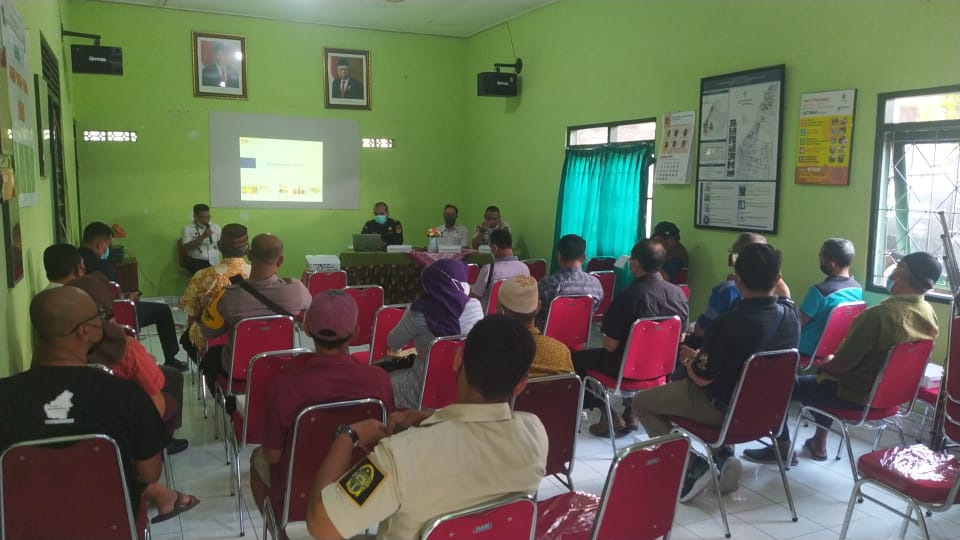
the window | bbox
[868,86,960,296]
[82,130,138,142]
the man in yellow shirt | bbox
[497,275,574,376]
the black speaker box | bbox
[71,45,123,75]
[477,72,518,97]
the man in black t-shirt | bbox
[631,243,800,503]
[0,287,169,511]
[360,201,403,246]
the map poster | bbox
[655,110,695,185]
[795,89,856,186]
[695,64,785,233]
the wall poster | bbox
[654,110,695,185]
[1,1,36,208]
[695,64,785,233]
[795,89,856,186]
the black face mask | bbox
[444,217,457,227]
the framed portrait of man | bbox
[192,32,247,99]
[324,48,371,110]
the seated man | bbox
[744,251,940,464]
[797,237,863,358]
[535,234,603,330]
[471,229,529,309]
[0,287,169,513]
[79,221,187,371]
[497,275,574,376]
[573,240,689,436]
[632,243,800,502]
[361,201,403,246]
[437,204,468,247]
[304,315,547,540]
[250,290,396,540]
[471,205,511,248]
[43,243,85,289]
[179,223,251,357]
[180,203,222,276]
[199,233,312,393]
[652,221,689,284]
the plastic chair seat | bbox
[585,370,664,392]
[917,386,939,405]
[858,444,960,504]
[534,491,600,540]
[820,404,900,421]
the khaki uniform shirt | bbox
[529,328,574,376]
[322,402,547,540]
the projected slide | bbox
[239,137,324,202]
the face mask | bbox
[101,247,110,260]
[444,217,456,227]
[819,263,832,276]
[373,215,387,225]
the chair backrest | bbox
[419,336,467,410]
[467,263,480,285]
[716,349,800,444]
[589,271,616,319]
[523,259,547,282]
[486,279,506,315]
[112,299,138,334]
[366,304,409,363]
[672,268,689,285]
[589,433,690,540]
[678,284,691,299]
[543,295,594,350]
[617,316,682,389]
[176,239,187,269]
[117,324,137,339]
[279,399,387,527]
[239,348,313,445]
[513,374,583,480]
[585,257,615,273]
[345,285,385,346]
[228,315,296,390]
[867,339,934,412]
[1,434,140,540]
[801,300,867,369]
[419,493,537,540]
[303,270,348,297]
[108,280,122,299]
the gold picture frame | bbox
[324,48,371,110]
[192,32,247,99]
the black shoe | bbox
[167,438,189,455]
[679,455,712,503]
[164,359,189,372]
[743,443,798,466]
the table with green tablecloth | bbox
[339,250,493,304]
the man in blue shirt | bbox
[797,238,863,357]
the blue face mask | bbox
[373,215,387,225]
[101,247,110,261]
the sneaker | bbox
[679,455,712,503]
[742,443,798,466]
[717,456,742,494]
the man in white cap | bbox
[497,275,573,376]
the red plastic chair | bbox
[419,335,467,410]
[543,295,594,351]
[672,267,689,285]
[466,263,480,285]
[263,398,387,540]
[112,299,139,337]
[1,434,149,540]
[790,339,935,480]
[513,373,584,490]
[535,433,690,540]
[524,259,547,282]
[302,270,347,297]
[585,316,682,453]
[345,285,385,347]
[585,257,615,273]
[351,304,408,364]
[678,284,691,299]
[915,316,960,440]
[798,300,867,369]
[420,492,537,540]
[108,280,122,298]
[486,279,506,315]
[118,324,138,339]
[588,271,615,323]
[671,349,801,538]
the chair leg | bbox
[769,434,798,522]
[703,450,731,538]
[873,423,888,450]
[788,411,805,470]
[899,503,913,539]
[603,392,617,455]
[912,500,931,540]
[840,423,859,481]
[838,478,864,539]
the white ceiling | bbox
[84,0,559,38]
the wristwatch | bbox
[333,424,360,447]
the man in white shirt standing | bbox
[437,204,468,247]
[181,204,222,276]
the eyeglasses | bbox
[69,306,109,333]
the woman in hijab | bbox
[387,258,483,408]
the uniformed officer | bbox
[304,315,547,540]
[361,201,404,246]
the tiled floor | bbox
[141,307,960,540]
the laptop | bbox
[352,234,384,252]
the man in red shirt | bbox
[249,290,395,538]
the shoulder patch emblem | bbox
[338,457,385,506]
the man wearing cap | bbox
[332,57,364,99]
[536,234,604,330]
[744,251,940,465]
[179,223,251,356]
[249,290,395,538]
[471,229,529,310]
[651,221,689,284]
[497,275,573,376]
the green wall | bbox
[464,0,960,360]
[68,0,467,296]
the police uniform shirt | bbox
[322,402,547,540]
[361,218,404,246]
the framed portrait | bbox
[192,32,247,99]
[324,48,371,110]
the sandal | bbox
[152,492,200,524]
[803,438,828,461]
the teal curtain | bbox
[553,142,653,267]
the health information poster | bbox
[794,89,856,185]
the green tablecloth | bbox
[339,251,493,304]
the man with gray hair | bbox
[796,237,863,357]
